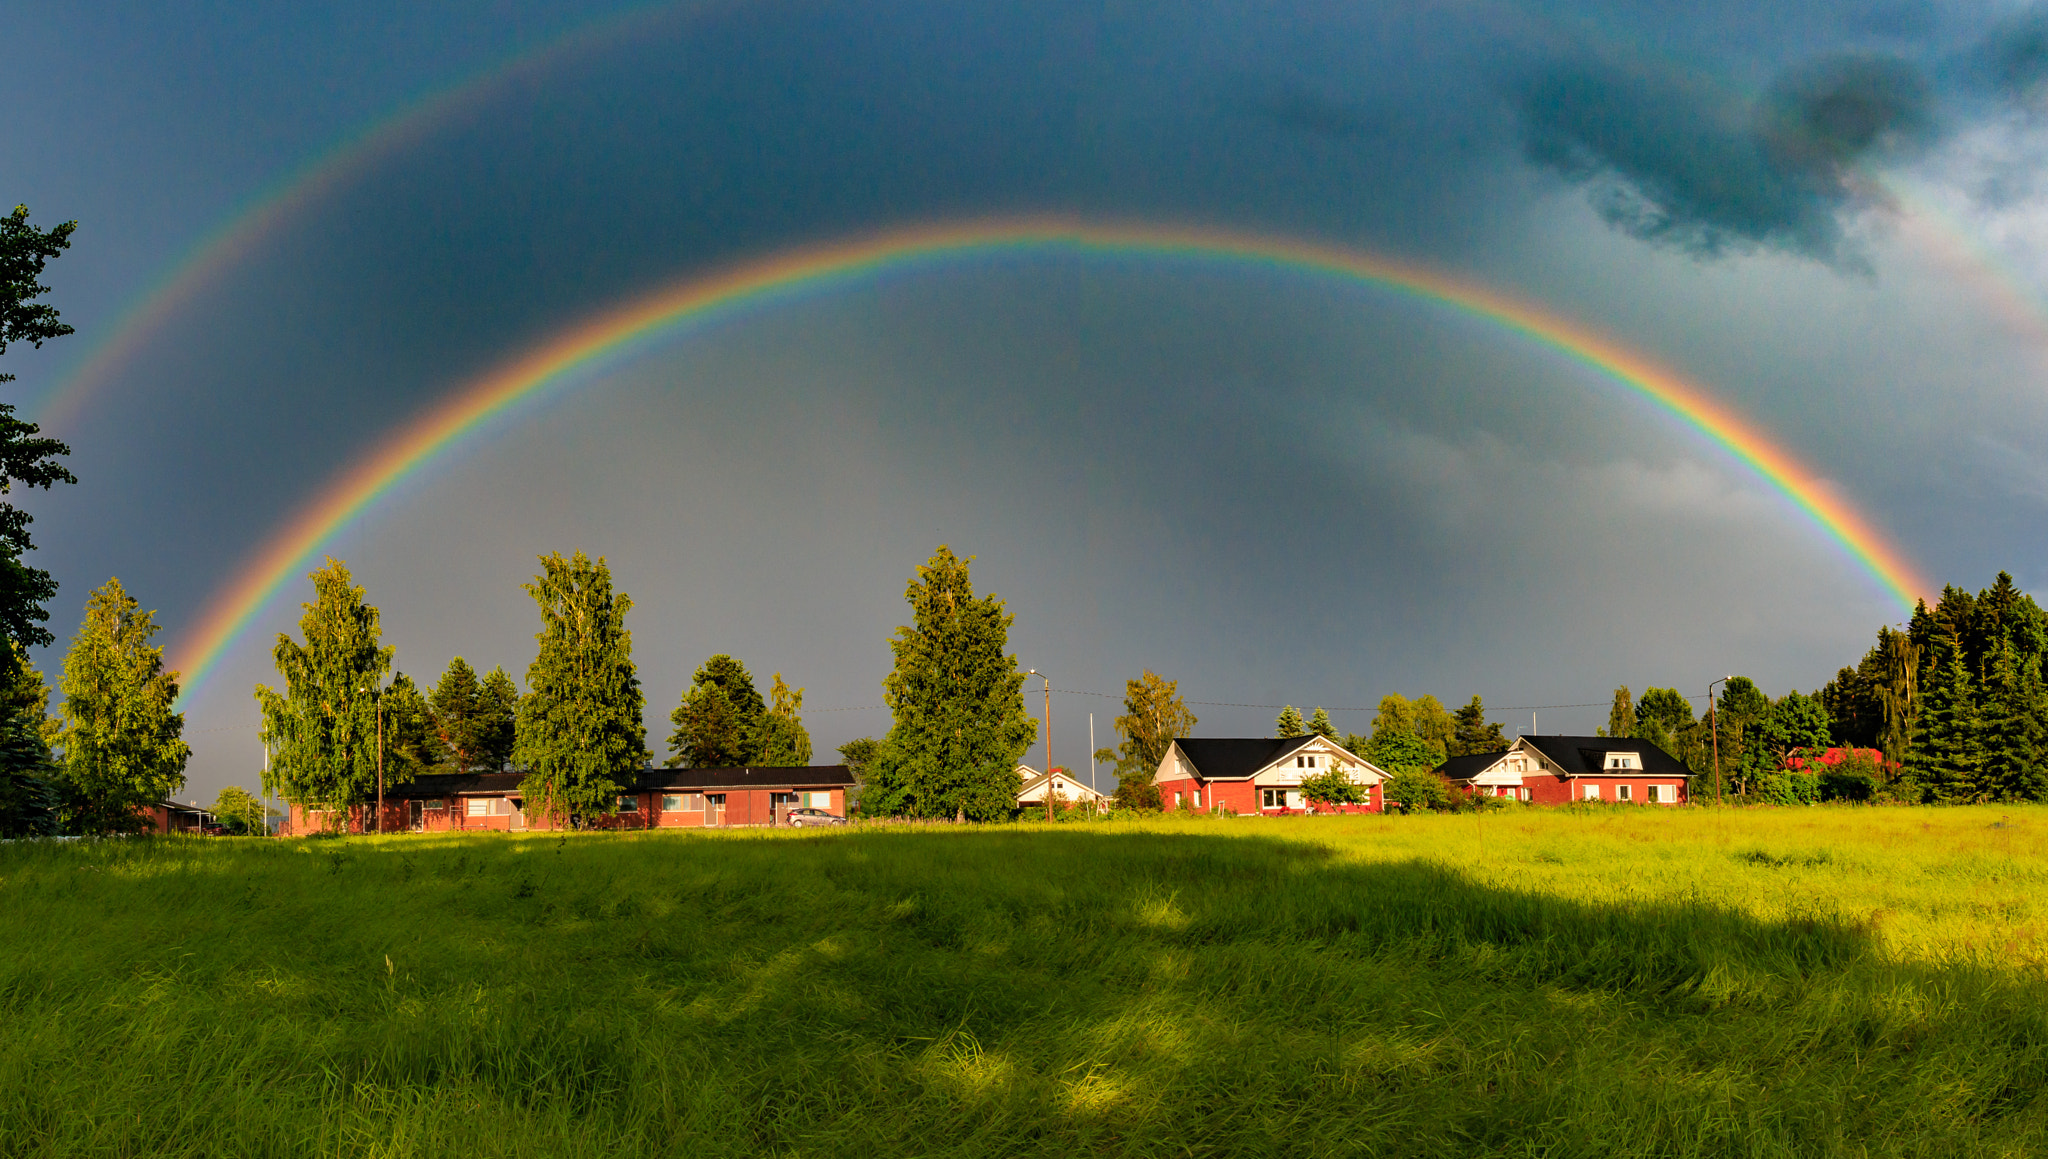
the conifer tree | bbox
[1979,635,2047,801]
[756,673,813,766]
[513,552,646,827]
[1449,695,1508,756]
[0,206,79,654]
[255,559,391,828]
[1907,638,1985,803]
[58,577,190,835]
[476,666,519,772]
[667,654,765,767]
[1275,705,1306,738]
[1634,687,1695,764]
[1308,707,1336,740]
[380,672,442,783]
[1603,686,1635,739]
[865,546,1036,821]
[428,658,485,773]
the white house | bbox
[1016,765,1108,809]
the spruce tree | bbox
[380,672,442,783]
[1275,705,1306,738]
[667,654,765,767]
[255,559,392,827]
[428,658,486,773]
[1450,695,1508,756]
[1979,635,2048,801]
[1308,707,1336,740]
[1603,686,1635,740]
[867,546,1036,821]
[1907,638,1985,803]
[513,552,646,827]
[57,578,191,835]
[756,673,813,766]
[476,666,519,772]
[1106,669,1198,811]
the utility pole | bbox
[376,697,385,835]
[1089,713,1096,800]
[1708,676,1729,804]
[1028,669,1053,821]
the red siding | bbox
[1157,775,1383,816]
[1522,775,1688,806]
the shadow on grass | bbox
[3,828,2047,1157]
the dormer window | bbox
[1605,753,1640,771]
[1296,755,1318,768]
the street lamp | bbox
[1707,676,1730,804]
[1026,669,1053,822]
[360,683,384,835]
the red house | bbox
[284,766,854,834]
[1439,735,1690,804]
[138,800,211,834]
[1151,735,1390,815]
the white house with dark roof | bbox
[1015,765,1107,809]
[1152,734,1390,814]
[1439,735,1691,805]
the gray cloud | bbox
[1976,12,2048,104]
[1515,52,1934,267]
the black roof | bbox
[631,765,856,792]
[1519,735,1692,779]
[1174,736,1320,780]
[1437,750,1510,781]
[385,772,526,799]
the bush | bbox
[1757,772,1820,806]
[1819,752,1881,803]
[1382,768,1450,813]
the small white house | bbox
[1016,765,1108,809]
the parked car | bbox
[785,807,845,828]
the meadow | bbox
[5,807,2048,1158]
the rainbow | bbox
[167,218,1931,706]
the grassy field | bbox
[5,807,2048,1157]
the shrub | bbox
[1382,768,1450,813]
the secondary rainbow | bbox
[168,218,1932,705]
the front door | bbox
[704,794,725,826]
[510,799,527,830]
[408,800,423,831]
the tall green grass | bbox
[4,808,2048,1156]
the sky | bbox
[9,0,2048,804]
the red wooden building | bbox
[283,766,854,834]
[1438,735,1690,804]
[1151,735,1389,815]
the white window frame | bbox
[662,794,683,812]
[1604,753,1640,771]
[1582,783,1601,801]
[617,795,639,813]
[1616,784,1631,801]
[467,799,487,817]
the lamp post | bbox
[1707,676,1729,804]
[1027,669,1053,821]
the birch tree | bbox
[513,552,645,826]
[58,578,190,834]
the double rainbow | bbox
[168,219,1930,706]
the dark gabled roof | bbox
[630,765,856,791]
[1175,736,1320,781]
[1437,750,1510,781]
[1519,735,1692,779]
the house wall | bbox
[1523,776,1688,806]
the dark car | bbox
[785,807,845,828]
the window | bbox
[1646,784,1667,803]
[1192,790,1202,808]
[426,799,445,811]
[1520,788,1532,801]
[805,792,831,809]
[1604,753,1640,770]
[467,799,487,817]
[491,798,513,817]
[1174,792,1184,808]
[1261,788,1302,809]
[662,794,682,812]
[1509,758,1526,772]
[1616,785,1631,801]
[1582,783,1601,800]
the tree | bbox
[513,551,646,827]
[864,547,1036,821]
[839,736,879,813]
[756,673,813,766]
[1602,686,1635,739]
[475,666,519,772]
[1979,635,2048,801]
[0,706,58,838]
[56,578,190,835]
[255,559,392,829]
[1757,691,1831,769]
[667,654,767,768]
[1308,707,1336,740]
[1275,705,1306,738]
[1714,677,1770,794]
[1382,769,1450,813]
[1105,669,1198,811]
[1876,625,1921,767]
[428,658,488,773]
[1368,693,1447,763]
[1364,730,1442,777]
[1450,696,1507,756]
[1906,636,1985,803]
[1410,695,1457,757]
[211,785,268,835]
[1299,762,1363,811]
[0,206,79,653]
[379,672,442,783]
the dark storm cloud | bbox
[1240,84,1377,140]
[1972,10,2048,103]
[1515,52,1934,267]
